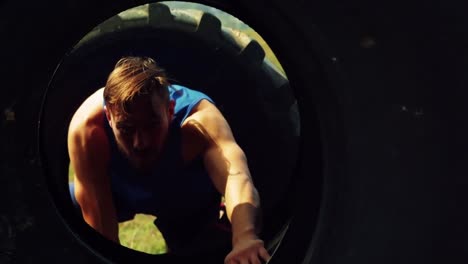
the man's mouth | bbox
[133,148,150,156]
[133,149,159,162]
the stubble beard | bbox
[116,141,159,173]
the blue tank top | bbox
[103,85,221,229]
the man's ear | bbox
[104,105,112,125]
[168,100,175,120]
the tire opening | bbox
[39,2,325,263]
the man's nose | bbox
[133,130,150,150]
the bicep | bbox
[68,127,119,241]
[195,107,253,195]
[199,110,260,225]
[68,127,110,207]
[204,140,251,195]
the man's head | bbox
[103,56,175,171]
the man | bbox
[67,56,271,263]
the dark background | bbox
[1,0,468,263]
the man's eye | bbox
[119,127,133,134]
[147,121,161,129]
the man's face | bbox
[105,92,174,172]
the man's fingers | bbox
[225,241,271,264]
[239,259,249,264]
[224,257,237,264]
[258,247,271,263]
[250,254,262,264]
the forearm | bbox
[80,204,120,243]
[224,176,262,246]
[223,178,272,264]
[223,177,271,263]
[75,181,120,243]
[85,211,120,244]
[82,206,120,243]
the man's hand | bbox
[224,238,271,264]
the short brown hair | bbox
[103,56,170,115]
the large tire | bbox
[2,0,468,264]
[43,2,300,258]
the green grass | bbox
[68,164,74,182]
[119,214,168,254]
[69,164,169,254]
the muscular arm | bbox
[68,99,119,243]
[203,130,261,244]
[185,100,270,262]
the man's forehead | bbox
[109,104,159,120]
[113,110,162,122]
[108,92,168,120]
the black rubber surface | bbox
[1,0,468,263]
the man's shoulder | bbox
[68,88,108,150]
[68,120,109,167]
[182,99,217,123]
[180,99,229,142]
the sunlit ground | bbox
[119,214,168,254]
